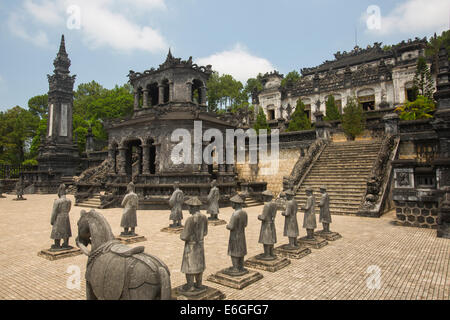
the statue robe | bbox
[302,195,316,229]
[180,211,208,274]
[120,192,138,228]
[319,192,332,223]
[283,199,299,237]
[50,196,72,239]
[258,201,277,245]
[169,189,184,221]
[227,209,248,257]
[207,186,220,215]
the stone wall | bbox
[394,200,439,228]
[236,147,301,195]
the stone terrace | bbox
[0,194,448,300]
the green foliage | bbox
[29,117,48,159]
[206,72,247,112]
[287,99,312,132]
[22,159,38,166]
[412,56,434,100]
[324,96,341,121]
[281,70,301,88]
[342,97,365,140]
[395,95,436,120]
[0,106,39,164]
[28,94,48,119]
[253,107,270,134]
[426,30,450,68]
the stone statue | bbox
[207,180,220,220]
[76,209,172,300]
[120,182,139,236]
[169,181,184,227]
[179,196,208,293]
[281,190,299,248]
[224,194,248,276]
[302,187,316,239]
[0,179,5,198]
[50,184,72,250]
[318,186,332,233]
[15,176,25,200]
[437,187,450,239]
[257,190,278,260]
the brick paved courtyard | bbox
[0,194,448,300]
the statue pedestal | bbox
[244,254,290,272]
[298,236,328,249]
[207,268,263,289]
[115,234,147,244]
[172,285,225,300]
[207,219,227,226]
[274,244,311,259]
[437,223,450,239]
[0,195,6,198]
[38,246,82,261]
[160,226,184,234]
[314,230,342,241]
[13,198,27,201]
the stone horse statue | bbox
[76,209,172,300]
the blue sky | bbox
[0,0,449,111]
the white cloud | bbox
[363,0,450,35]
[196,44,276,83]
[7,12,50,48]
[7,0,168,53]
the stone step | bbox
[299,183,367,189]
[76,203,101,208]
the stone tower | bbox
[36,35,79,192]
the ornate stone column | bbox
[142,144,150,174]
[158,85,164,105]
[143,89,149,108]
[134,90,139,109]
[118,147,127,175]
[200,86,207,105]
[108,147,116,173]
[169,81,174,102]
[186,81,193,102]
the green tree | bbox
[281,70,301,88]
[426,30,450,75]
[412,56,434,100]
[28,94,48,119]
[324,95,341,121]
[342,97,365,140]
[253,107,270,134]
[0,106,39,164]
[395,95,435,120]
[206,72,247,112]
[287,99,312,132]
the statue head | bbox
[306,187,313,196]
[57,184,66,198]
[262,190,274,202]
[174,181,180,190]
[230,194,244,210]
[185,196,202,215]
[211,179,217,188]
[127,182,135,193]
[285,189,295,200]
[320,186,327,194]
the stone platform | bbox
[172,285,225,300]
[161,226,184,234]
[115,234,147,244]
[208,219,227,226]
[298,236,328,249]
[274,244,311,259]
[244,254,290,272]
[207,268,263,289]
[38,246,82,261]
[315,231,342,241]
[12,198,27,201]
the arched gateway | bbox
[104,51,238,209]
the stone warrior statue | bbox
[0,179,5,198]
[207,180,220,220]
[169,181,184,227]
[180,196,208,293]
[282,190,299,248]
[50,184,72,250]
[257,190,278,260]
[302,187,316,239]
[225,194,248,276]
[120,182,139,236]
[15,176,25,200]
[318,186,332,233]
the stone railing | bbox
[74,158,113,203]
[358,133,400,217]
[283,138,328,192]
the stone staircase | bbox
[295,140,383,215]
[244,197,264,208]
[76,194,102,209]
